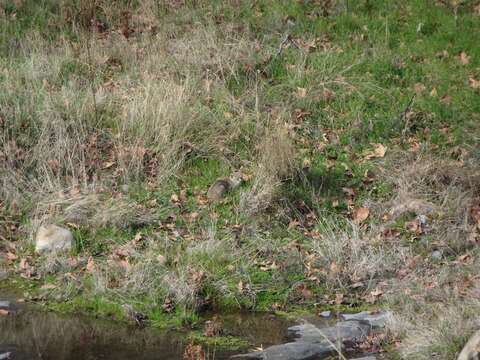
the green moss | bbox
[187,331,249,350]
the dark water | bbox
[0,301,293,360]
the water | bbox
[0,301,293,360]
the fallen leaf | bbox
[102,161,115,169]
[471,205,480,225]
[6,252,17,262]
[414,82,426,94]
[458,51,470,65]
[86,256,95,273]
[353,207,370,223]
[406,219,422,234]
[0,309,10,316]
[469,77,480,89]
[302,158,312,168]
[365,143,387,159]
[322,88,335,101]
[335,293,344,304]
[40,284,56,290]
[297,87,307,98]
[440,94,452,105]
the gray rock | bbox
[0,300,17,313]
[351,356,376,360]
[35,224,73,254]
[0,301,11,309]
[319,310,331,318]
[431,250,442,260]
[231,341,335,360]
[289,320,370,344]
[340,310,393,329]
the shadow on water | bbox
[0,305,294,360]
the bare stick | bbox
[85,28,98,125]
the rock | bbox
[289,320,370,344]
[431,250,443,260]
[351,356,377,360]
[319,310,332,318]
[207,172,243,202]
[340,310,393,328]
[0,301,16,314]
[35,224,73,254]
[458,329,480,360]
[231,341,335,360]
[0,352,12,360]
[0,301,12,309]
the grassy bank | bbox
[1,0,480,357]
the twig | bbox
[260,33,293,73]
[400,95,416,139]
[85,32,98,125]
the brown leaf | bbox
[469,77,480,89]
[102,161,115,169]
[471,205,480,225]
[458,51,470,65]
[40,284,56,290]
[365,143,387,159]
[335,293,344,304]
[322,88,335,101]
[297,87,307,98]
[183,343,205,360]
[6,252,17,262]
[86,256,95,273]
[440,94,452,105]
[0,309,10,316]
[414,82,426,94]
[353,207,370,223]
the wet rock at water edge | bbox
[0,351,13,360]
[340,310,393,329]
[0,301,17,314]
[35,224,73,254]
[230,341,336,360]
[288,321,370,344]
[319,310,331,318]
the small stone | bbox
[319,310,331,318]
[340,310,393,329]
[35,224,74,254]
[431,250,442,260]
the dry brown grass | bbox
[376,152,480,358]
[239,119,297,215]
[312,220,409,291]
[0,16,259,223]
[384,152,480,253]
